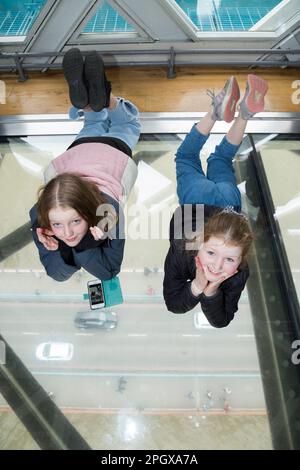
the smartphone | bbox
[87,279,105,310]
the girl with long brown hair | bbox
[30,48,140,281]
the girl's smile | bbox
[198,236,242,281]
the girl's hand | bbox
[202,266,238,297]
[36,228,59,251]
[191,256,209,296]
[90,226,104,241]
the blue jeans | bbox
[69,98,141,150]
[175,124,241,211]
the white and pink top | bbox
[44,142,138,202]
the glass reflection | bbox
[0,134,272,449]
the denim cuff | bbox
[68,106,84,120]
[189,123,210,145]
[220,136,240,157]
[176,124,210,156]
[108,98,139,119]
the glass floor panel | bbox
[256,136,300,305]
[0,132,272,449]
[0,396,39,450]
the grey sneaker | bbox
[239,74,268,120]
[207,76,240,123]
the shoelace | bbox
[207,88,224,108]
[206,89,216,101]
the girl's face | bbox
[197,236,242,282]
[48,206,89,247]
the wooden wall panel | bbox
[0,67,299,115]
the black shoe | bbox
[63,48,88,109]
[84,51,111,112]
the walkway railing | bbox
[0,47,300,81]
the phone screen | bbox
[89,283,104,307]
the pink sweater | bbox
[44,142,138,201]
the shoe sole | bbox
[220,76,240,123]
[244,74,268,114]
[63,48,88,109]
[84,52,107,112]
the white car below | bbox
[36,342,74,361]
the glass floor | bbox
[0,114,300,450]
[256,136,300,305]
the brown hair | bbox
[203,211,254,265]
[36,173,117,231]
[183,210,254,266]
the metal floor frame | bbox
[1,112,300,136]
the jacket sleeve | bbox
[30,227,79,282]
[163,243,201,314]
[74,237,125,280]
[199,269,249,328]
